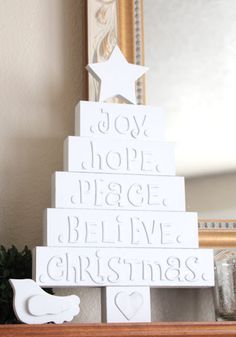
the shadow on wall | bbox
[151,288,215,321]
[186,171,236,218]
[0,0,87,248]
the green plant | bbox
[0,245,53,324]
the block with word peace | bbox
[51,172,185,211]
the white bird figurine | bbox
[9,279,80,324]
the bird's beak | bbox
[9,278,18,290]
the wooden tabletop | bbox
[0,322,236,337]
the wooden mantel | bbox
[1,322,236,337]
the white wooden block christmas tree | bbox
[12,44,215,324]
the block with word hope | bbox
[44,208,198,248]
[75,101,165,141]
[102,287,151,323]
[52,172,185,211]
[34,247,214,287]
[64,136,175,176]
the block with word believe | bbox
[75,101,165,141]
[43,208,198,248]
[52,172,185,211]
[102,286,151,323]
[34,247,214,287]
[64,136,175,176]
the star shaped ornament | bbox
[86,45,148,104]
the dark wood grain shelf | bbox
[1,322,236,337]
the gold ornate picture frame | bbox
[199,220,236,248]
[86,0,236,248]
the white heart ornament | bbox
[114,291,143,320]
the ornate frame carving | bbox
[86,0,236,248]
[87,0,145,104]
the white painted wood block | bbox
[34,247,214,287]
[75,101,165,141]
[52,172,185,211]
[9,279,80,324]
[86,45,148,104]
[64,136,175,176]
[44,208,198,248]
[102,287,151,322]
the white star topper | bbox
[86,45,148,104]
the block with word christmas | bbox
[31,45,214,324]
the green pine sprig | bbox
[0,245,53,324]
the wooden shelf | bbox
[1,322,236,337]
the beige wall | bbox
[0,0,99,322]
[0,0,103,323]
[0,0,87,249]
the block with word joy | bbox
[43,208,198,248]
[75,101,165,141]
[51,172,185,211]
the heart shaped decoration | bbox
[114,291,143,320]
